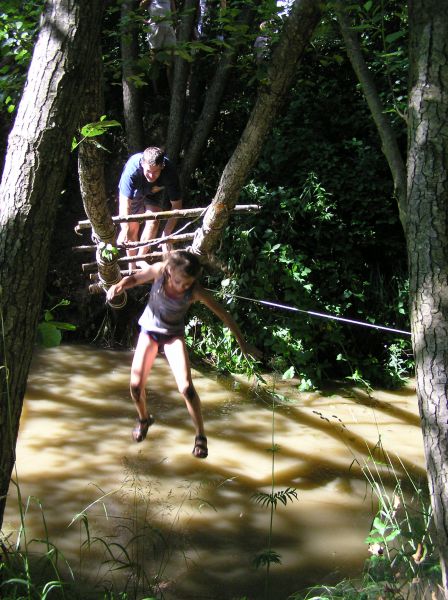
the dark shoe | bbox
[192,434,208,459]
[132,416,154,443]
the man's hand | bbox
[117,224,130,246]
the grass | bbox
[0,460,217,600]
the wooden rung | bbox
[75,204,261,232]
[82,252,164,273]
[73,232,194,253]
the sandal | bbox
[192,435,208,459]
[132,416,154,443]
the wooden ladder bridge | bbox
[74,203,260,308]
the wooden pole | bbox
[73,232,195,252]
[75,204,261,232]
[82,252,164,273]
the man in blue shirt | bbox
[117,146,182,268]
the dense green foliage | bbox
[0,1,41,150]
[189,14,411,389]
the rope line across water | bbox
[217,291,411,337]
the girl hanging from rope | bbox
[106,250,259,459]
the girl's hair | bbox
[165,250,202,279]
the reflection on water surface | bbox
[4,344,425,599]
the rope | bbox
[219,291,411,337]
[132,207,208,252]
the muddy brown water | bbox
[3,344,425,599]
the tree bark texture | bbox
[121,0,144,153]
[166,0,197,163]
[191,0,322,255]
[78,42,127,308]
[407,0,448,589]
[335,0,407,231]
[0,0,105,528]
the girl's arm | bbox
[193,284,261,359]
[106,262,163,301]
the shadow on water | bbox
[3,344,426,599]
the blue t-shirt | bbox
[118,153,181,204]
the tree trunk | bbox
[121,0,144,153]
[166,0,197,163]
[78,42,127,308]
[0,0,105,529]
[407,0,448,589]
[334,0,407,230]
[191,0,322,255]
[180,6,253,193]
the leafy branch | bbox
[71,115,121,151]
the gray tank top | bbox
[138,274,194,335]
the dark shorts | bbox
[130,193,167,215]
[142,328,183,348]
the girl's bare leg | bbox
[130,331,158,440]
[164,337,207,457]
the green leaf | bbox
[50,321,77,331]
[385,529,400,542]
[282,366,295,379]
[80,118,121,138]
[36,322,62,348]
[365,534,382,543]
[253,549,282,569]
[372,517,387,535]
[385,31,406,44]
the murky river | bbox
[3,344,425,599]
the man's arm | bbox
[163,198,182,237]
[117,192,133,244]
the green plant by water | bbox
[252,376,299,600]
[289,435,441,600]
[36,299,77,348]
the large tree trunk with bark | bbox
[121,0,144,153]
[0,0,105,529]
[407,0,448,589]
[191,0,322,255]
